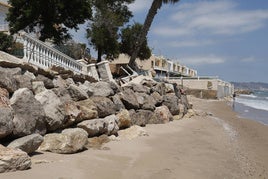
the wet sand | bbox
[1,96,268,179]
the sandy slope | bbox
[1,96,268,179]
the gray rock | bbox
[7,134,44,154]
[89,81,114,97]
[23,71,36,80]
[0,107,14,139]
[148,105,173,124]
[39,128,88,154]
[151,91,163,106]
[67,84,88,101]
[162,93,180,115]
[90,96,117,118]
[76,99,98,122]
[77,115,119,137]
[35,74,54,89]
[118,125,148,140]
[0,144,31,173]
[116,109,131,129]
[0,88,14,139]
[0,72,18,93]
[125,83,150,94]
[52,76,68,88]
[13,73,32,90]
[165,83,174,93]
[141,94,156,111]
[35,90,65,131]
[78,84,94,97]
[10,88,47,137]
[130,109,153,127]
[111,94,125,111]
[32,81,46,94]
[151,82,166,95]
[119,88,139,110]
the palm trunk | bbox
[128,0,162,70]
[97,49,102,63]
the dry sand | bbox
[1,96,268,179]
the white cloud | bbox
[179,55,225,66]
[169,39,215,48]
[240,56,256,62]
[128,0,153,13]
[153,0,268,37]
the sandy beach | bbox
[1,96,268,179]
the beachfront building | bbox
[110,53,197,78]
[0,1,10,33]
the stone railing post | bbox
[96,61,113,82]
[83,64,99,81]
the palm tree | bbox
[128,0,180,70]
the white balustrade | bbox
[20,33,115,82]
[21,33,83,74]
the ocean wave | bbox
[236,98,268,111]
[239,94,258,98]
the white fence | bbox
[20,33,114,82]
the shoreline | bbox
[1,96,268,179]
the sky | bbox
[2,0,267,83]
[125,0,268,83]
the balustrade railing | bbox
[19,33,115,82]
[21,33,84,74]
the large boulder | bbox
[0,107,14,139]
[116,109,131,129]
[76,99,98,122]
[32,81,46,94]
[35,90,65,131]
[78,83,94,97]
[151,91,163,106]
[0,144,31,173]
[10,88,47,137]
[162,93,180,115]
[0,67,21,93]
[111,94,125,111]
[35,74,54,89]
[119,88,139,110]
[67,84,88,101]
[7,134,44,154]
[0,88,14,139]
[13,74,32,90]
[88,81,115,97]
[129,109,153,127]
[77,115,119,137]
[118,125,149,140]
[125,83,150,94]
[39,128,88,154]
[141,94,156,111]
[90,96,116,118]
[148,105,173,124]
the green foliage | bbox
[0,32,13,52]
[87,0,134,62]
[129,0,180,69]
[54,40,90,60]
[120,23,151,60]
[6,0,92,44]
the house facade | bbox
[110,53,197,78]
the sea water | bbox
[234,90,268,125]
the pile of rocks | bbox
[0,61,190,173]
